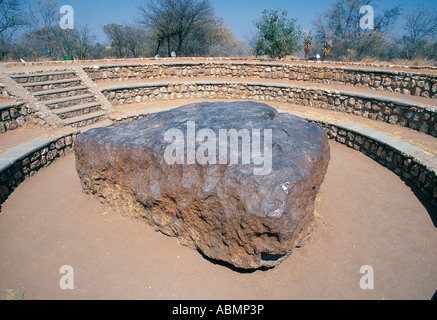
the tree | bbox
[254,9,303,59]
[20,1,88,60]
[38,0,57,28]
[171,0,216,54]
[23,26,80,58]
[103,24,128,58]
[137,0,171,56]
[138,0,219,57]
[0,0,29,59]
[313,0,401,61]
[0,0,28,35]
[304,33,313,58]
[124,26,149,58]
[77,25,96,60]
[104,24,148,58]
[400,6,437,60]
[323,35,332,60]
[1,0,99,61]
[183,23,250,57]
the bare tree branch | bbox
[137,0,218,57]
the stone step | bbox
[33,86,90,101]
[33,86,88,97]
[52,102,103,119]
[23,78,83,92]
[10,71,77,84]
[43,94,97,110]
[63,110,107,128]
[10,71,74,78]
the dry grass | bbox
[359,56,437,67]
[389,58,437,67]
[337,55,436,67]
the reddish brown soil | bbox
[0,142,435,300]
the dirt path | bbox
[0,142,435,300]
[0,123,53,153]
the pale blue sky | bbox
[56,0,437,43]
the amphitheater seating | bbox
[0,59,435,208]
[7,70,110,128]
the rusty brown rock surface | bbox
[74,101,330,269]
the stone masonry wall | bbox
[0,131,78,205]
[102,81,437,137]
[0,103,29,133]
[315,121,437,206]
[0,83,16,100]
[10,70,77,84]
[85,62,437,98]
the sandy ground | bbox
[0,99,17,105]
[0,123,53,153]
[0,142,435,300]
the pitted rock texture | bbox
[74,101,330,269]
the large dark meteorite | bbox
[74,101,330,269]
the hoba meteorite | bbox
[74,101,330,269]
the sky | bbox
[60,0,437,44]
